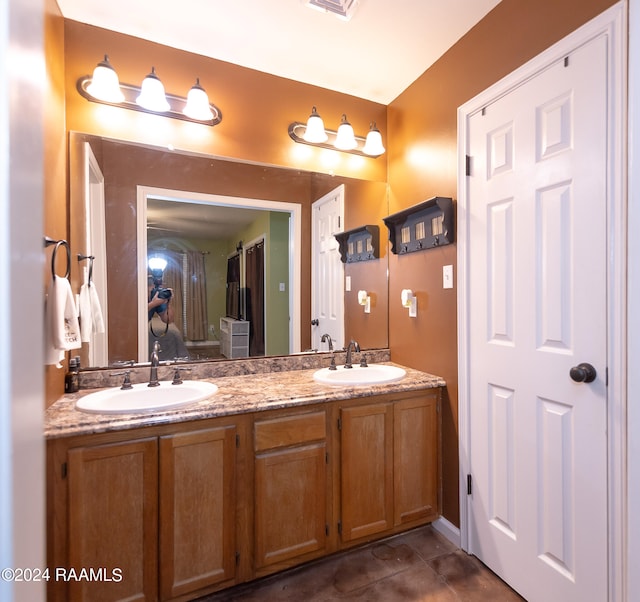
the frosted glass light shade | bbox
[363,122,385,156]
[183,78,214,121]
[86,55,124,103]
[136,67,170,112]
[303,107,328,143]
[334,114,357,150]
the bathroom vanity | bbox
[45,358,444,601]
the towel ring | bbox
[78,254,95,285]
[44,237,71,280]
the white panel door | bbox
[466,34,608,602]
[84,143,109,367]
[311,185,344,351]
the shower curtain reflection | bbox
[186,250,207,340]
[162,251,183,331]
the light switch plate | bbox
[345,276,351,291]
[279,282,286,292]
[443,265,454,289]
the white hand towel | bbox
[89,282,105,334]
[78,283,92,343]
[79,281,105,342]
[45,276,82,367]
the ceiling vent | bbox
[305,0,360,21]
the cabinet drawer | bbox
[255,411,326,452]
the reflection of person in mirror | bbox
[148,274,174,323]
[147,274,189,360]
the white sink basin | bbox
[75,380,218,414]
[313,364,406,386]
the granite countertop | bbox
[44,362,445,439]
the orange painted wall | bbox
[43,0,67,406]
[387,0,619,525]
[63,21,387,183]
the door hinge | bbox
[325,451,329,464]
[465,155,472,177]
[61,462,67,479]
[564,56,570,67]
[337,521,342,535]
[236,434,240,448]
[325,524,330,536]
[338,216,341,228]
[235,551,240,565]
[337,417,342,431]
[467,474,472,495]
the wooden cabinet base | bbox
[47,388,441,601]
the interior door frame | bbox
[136,186,302,362]
[83,142,109,366]
[311,184,345,350]
[456,4,627,600]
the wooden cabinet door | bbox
[254,443,327,570]
[394,393,439,526]
[159,425,237,600]
[254,411,328,573]
[67,438,158,602]
[339,402,393,542]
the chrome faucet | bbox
[344,340,360,369]
[320,333,333,351]
[148,340,161,387]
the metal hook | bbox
[78,254,95,285]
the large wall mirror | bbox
[69,132,389,369]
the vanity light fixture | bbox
[401,289,417,318]
[85,55,124,103]
[183,78,215,121]
[136,67,170,112]
[358,290,371,313]
[288,107,385,157]
[363,122,386,156]
[77,55,222,126]
[303,106,328,143]
[334,114,357,150]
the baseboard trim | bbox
[433,516,461,548]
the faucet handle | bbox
[113,359,135,367]
[172,366,192,385]
[360,354,368,368]
[112,370,133,390]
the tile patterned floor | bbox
[200,525,526,601]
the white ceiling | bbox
[57,0,501,105]
[147,198,269,241]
